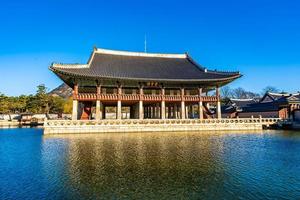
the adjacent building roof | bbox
[50,47,241,86]
[221,105,237,114]
[225,92,300,114]
[242,102,280,112]
[228,99,257,108]
[260,92,300,104]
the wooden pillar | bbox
[96,85,102,121]
[139,101,143,119]
[117,85,122,120]
[117,101,122,119]
[149,106,151,119]
[174,104,178,119]
[185,105,189,119]
[157,103,160,118]
[151,106,154,119]
[161,88,166,119]
[72,83,79,120]
[96,84,101,96]
[161,101,165,119]
[151,106,154,118]
[198,88,203,119]
[96,100,102,121]
[216,86,221,119]
[72,100,78,120]
[139,86,144,119]
[145,106,149,119]
[181,88,185,119]
[73,83,78,99]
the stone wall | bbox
[238,111,279,118]
[0,120,20,128]
[44,118,280,134]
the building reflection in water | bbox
[42,131,262,199]
[44,132,272,199]
[37,131,300,199]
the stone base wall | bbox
[238,111,279,118]
[44,118,280,134]
[0,120,20,128]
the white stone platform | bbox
[43,118,280,134]
[0,120,20,128]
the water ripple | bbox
[0,129,300,199]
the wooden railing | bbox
[45,118,282,127]
[164,95,181,101]
[76,93,97,100]
[76,93,218,102]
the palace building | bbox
[222,92,300,119]
[50,47,241,120]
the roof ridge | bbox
[267,92,289,95]
[230,98,255,101]
[185,54,206,71]
[51,63,88,69]
[185,54,240,76]
[207,69,240,75]
[94,47,187,58]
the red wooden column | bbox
[72,83,79,120]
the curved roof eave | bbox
[50,66,242,84]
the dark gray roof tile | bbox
[50,48,241,83]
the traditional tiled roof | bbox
[260,92,300,103]
[242,102,280,112]
[266,92,290,100]
[228,99,257,108]
[50,48,241,83]
[276,95,300,103]
[51,63,88,69]
[221,105,237,113]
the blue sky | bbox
[0,0,299,96]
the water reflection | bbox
[40,130,300,199]
[43,131,267,199]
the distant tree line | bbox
[0,84,285,114]
[0,84,72,115]
[220,86,283,102]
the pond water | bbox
[0,128,300,199]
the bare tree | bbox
[261,86,280,95]
[233,87,247,99]
[221,86,233,99]
[244,91,260,99]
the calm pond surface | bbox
[0,128,300,200]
